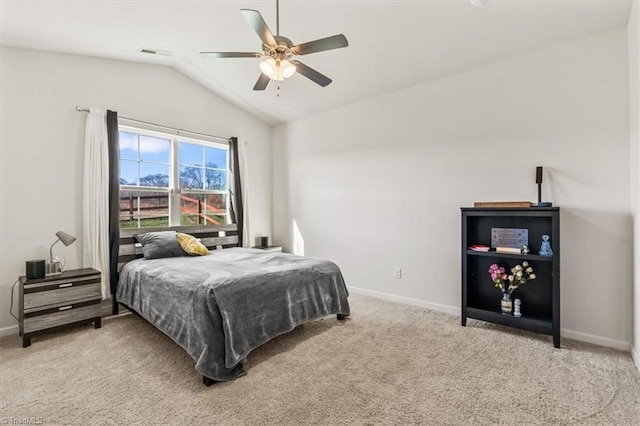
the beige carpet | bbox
[1,294,639,425]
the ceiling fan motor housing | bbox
[265,36,294,58]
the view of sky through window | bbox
[119,132,227,187]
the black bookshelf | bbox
[461,207,560,348]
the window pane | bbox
[120,160,138,186]
[180,193,226,226]
[179,142,203,167]
[119,189,138,228]
[119,190,169,228]
[139,136,170,163]
[139,191,169,227]
[204,193,227,213]
[180,215,202,226]
[139,163,170,187]
[179,166,204,190]
[119,132,138,160]
[206,214,227,225]
[205,146,228,169]
[204,170,227,190]
[180,194,202,224]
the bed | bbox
[115,224,350,385]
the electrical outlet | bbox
[394,267,402,279]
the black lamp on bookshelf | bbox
[535,166,552,207]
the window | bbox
[118,126,229,228]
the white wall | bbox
[629,0,640,368]
[273,29,632,348]
[0,46,272,333]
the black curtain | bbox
[228,137,243,247]
[106,111,120,314]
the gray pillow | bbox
[135,231,187,260]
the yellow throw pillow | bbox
[176,233,210,256]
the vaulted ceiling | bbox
[1,0,633,125]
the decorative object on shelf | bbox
[491,228,528,249]
[46,231,76,276]
[534,166,553,207]
[496,246,521,254]
[500,292,513,314]
[513,299,522,317]
[488,262,536,315]
[521,244,530,255]
[469,244,490,252]
[473,201,532,208]
[538,234,553,257]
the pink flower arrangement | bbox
[488,261,536,295]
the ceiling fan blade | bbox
[199,52,262,58]
[240,9,277,47]
[292,34,348,56]
[253,73,270,91]
[290,61,332,87]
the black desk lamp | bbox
[535,166,552,207]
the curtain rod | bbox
[75,105,230,143]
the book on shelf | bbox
[469,245,490,252]
[474,201,532,208]
[496,246,522,254]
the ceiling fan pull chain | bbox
[276,83,281,97]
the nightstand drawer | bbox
[24,278,101,310]
[23,301,101,333]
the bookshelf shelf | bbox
[466,250,553,262]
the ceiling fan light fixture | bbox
[259,58,276,77]
[260,57,295,81]
[281,60,297,78]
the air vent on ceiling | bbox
[138,48,173,56]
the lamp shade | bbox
[281,60,296,78]
[260,58,276,77]
[55,231,76,247]
[260,58,296,81]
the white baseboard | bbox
[560,329,630,352]
[0,324,19,338]
[348,286,631,352]
[632,346,640,372]
[348,286,459,316]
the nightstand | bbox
[19,268,102,347]
[251,246,283,253]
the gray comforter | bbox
[116,248,350,381]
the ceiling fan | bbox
[200,0,348,94]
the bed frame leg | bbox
[337,314,347,321]
[203,376,216,386]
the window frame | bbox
[118,124,230,229]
